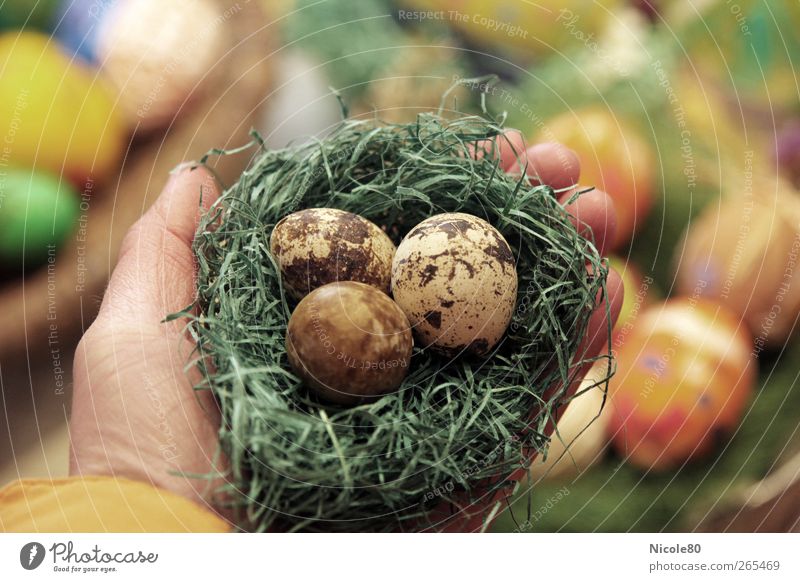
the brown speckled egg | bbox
[270,208,396,301]
[391,213,517,357]
[286,281,413,405]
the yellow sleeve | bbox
[0,476,231,533]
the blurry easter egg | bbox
[400,0,622,60]
[96,0,226,131]
[540,107,655,250]
[0,168,80,264]
[0,0,59,30]
[674,184,800,348]
[52,0,117,62]
[0,32,125,186]
[607,299,756,472]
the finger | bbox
[541,266,624,426]
[558,187,618,257]
[100,165,222,322]
[468,129,527,170]
[508,142,581,192]
[580,265,624,369]
[497,129,527,171]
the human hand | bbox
[68,138,622,530]
[69,165,224,512]
[427,134,624,531]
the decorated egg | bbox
[607,298,756,472]
[391,212,517,357]
[270,208,396,301]
[0,168,80,264]
[674,185,800,347]
[539,107,655,249]
[0,32,125,186]
[286,281,413,405]
[96,0,225,131]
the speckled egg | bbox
[286,281,413,405]
[270,208,396,301]
[391,213,517,357]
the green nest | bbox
[182,107,611,532]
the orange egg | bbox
[674,185,800,348]
[539,107,655,250]
[607,298,756,472]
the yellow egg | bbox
[391,212,517,357]
[0,32,125,185]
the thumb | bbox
[99,164,222,323]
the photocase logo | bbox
[20,542,46,570]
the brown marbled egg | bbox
[270,208,395,301]
[391,213,517,357]
[286,281,413,405]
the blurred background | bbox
[1,0,799,532]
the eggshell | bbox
[286,281,413,405]
[270,208,396,301]
[0,168,80,264]
[607,298,756,472]
[391,212,517,356]
[96,0,225,131]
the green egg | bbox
[0,168,80,264]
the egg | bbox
[96,0,225,131]
[286,281,413,405]
[0,32,125,186]
[0,168,80,264]
[391,212,517,357]
[607,299,755,472]
[270,208,396,301]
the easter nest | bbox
[179,98,612,532]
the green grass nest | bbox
[183,106,612,532]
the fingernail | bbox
[169,161,197,176]
[166,161,197,189]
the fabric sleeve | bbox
[0,476,231,533]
